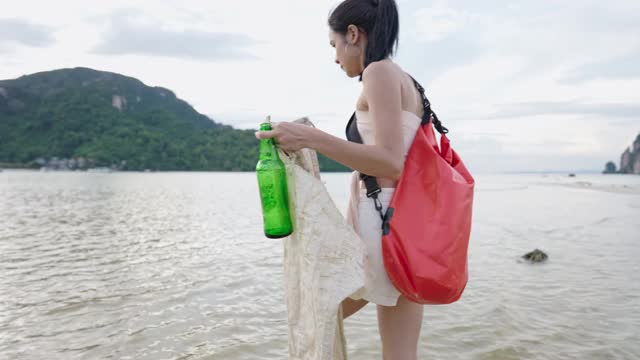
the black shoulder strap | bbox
[407,75,449,134]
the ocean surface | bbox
[1,170,639,359]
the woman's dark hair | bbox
[328,0,399,71]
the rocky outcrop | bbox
[112,94,127,111]
[603,161,617,174]
[522,249,548,263]
[619,134,640,174]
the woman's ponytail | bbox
[364,0,399,69]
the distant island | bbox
[0,67,350,172]
[603,133,640,174]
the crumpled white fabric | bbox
[280,118,366,360]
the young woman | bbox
[255,0,425,358]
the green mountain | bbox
[0,67,350,172]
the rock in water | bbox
[522,249,548,263]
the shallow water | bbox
[1,171,639,359]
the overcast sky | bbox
[1,0,639,173]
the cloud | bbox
[413,1,469,43]
[1,0,637,173]
[0,18,55,50]
[92,11,260,61]
[561,48,640,84]
[453,130,625,173]
[490,101,640,120]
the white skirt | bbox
[350,188,401,306]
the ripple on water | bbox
[1,172,639,359]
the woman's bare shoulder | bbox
[362,60,400,82]
[359,60,403,110]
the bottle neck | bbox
[259,138,279,160]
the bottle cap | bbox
[259,116,272,131]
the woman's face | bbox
[329,28,365,78]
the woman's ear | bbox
[346,24,360,45]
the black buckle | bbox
[367,187,382,198]
[360,172,385,221]
[361,174,381,198]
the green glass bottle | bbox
[256,119,293,238]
